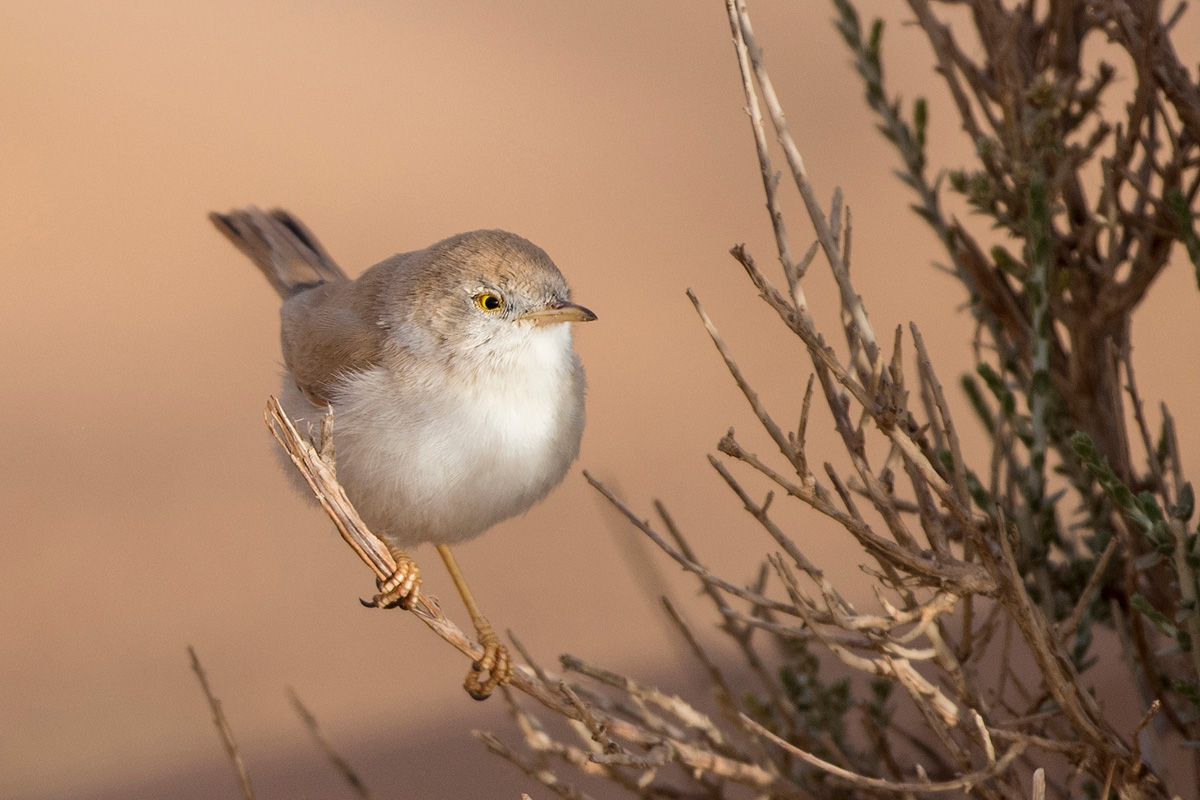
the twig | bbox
[728,0,880,365]
[287,687,373,800]
[993,513,1113,754]
[1129,699,1162,772]
[740,713,1025,792]
[911,324,970,510]
[560,655,726,752]
[1055,535,1119,643]
[707,455,829,588]
[722,0,800,299]
[188,647,256,800]
[656,502,804,736]
[583,470,799,617]
[558,681,619,755]
[659,595,788,776]
[475,732,597,800]
[688,289,800,471]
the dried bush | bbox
[210,1,1200,797]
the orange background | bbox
[3,2,1198,798]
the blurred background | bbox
[3,1,1198,798]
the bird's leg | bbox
[435,544,511,700]
[365,541,421,610]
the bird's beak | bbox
[518,301,597,325]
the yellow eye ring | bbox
[475,292,503,312]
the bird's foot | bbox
[362,546,421,610]
[464,628,511,701]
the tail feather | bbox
[210,206,348,298]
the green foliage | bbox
[1172,483,1195,523]
[976,363,1019,422]
[744,636,887,791]
[778,638,852,750]
[809,0,1200,790]
[1174,679,1200,708]
[937,449,991,511]
[960,374,996,436]
[991,245,1027,280]
[832,0,928,184]
[830,2,1200,721]
[1072,432,1157,532]
[1166,187,1200,287]
[1073,431,1200,675]
[1132,593,1181,641]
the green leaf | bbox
[1138,492,1165,524]
[1072,432,1154,531]
[990,246,1026,279]
[1131,593,1178,638]
[1173,482,1195,521]
[977,363,1016,417]
[867,18,883,55]
[1166,187,1200,287]
[913,97,927,154]
[965,471,992,511]
[1175,679,1200,707]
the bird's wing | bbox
[279,280,388,406]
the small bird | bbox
[211,207,595,699]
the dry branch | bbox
[188,647,256,800]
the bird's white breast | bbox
[280,323,585,548]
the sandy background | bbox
[3,1,1199,798]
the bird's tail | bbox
[209,206,349,298]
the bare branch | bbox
[188,647,256,800]
[740,713,1026,793]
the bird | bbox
[210,207,595,699]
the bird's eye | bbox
[475,292,503,312]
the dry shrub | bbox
[240,2,1200,797]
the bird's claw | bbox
[464,633,511,700]
[365,554,421,610]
